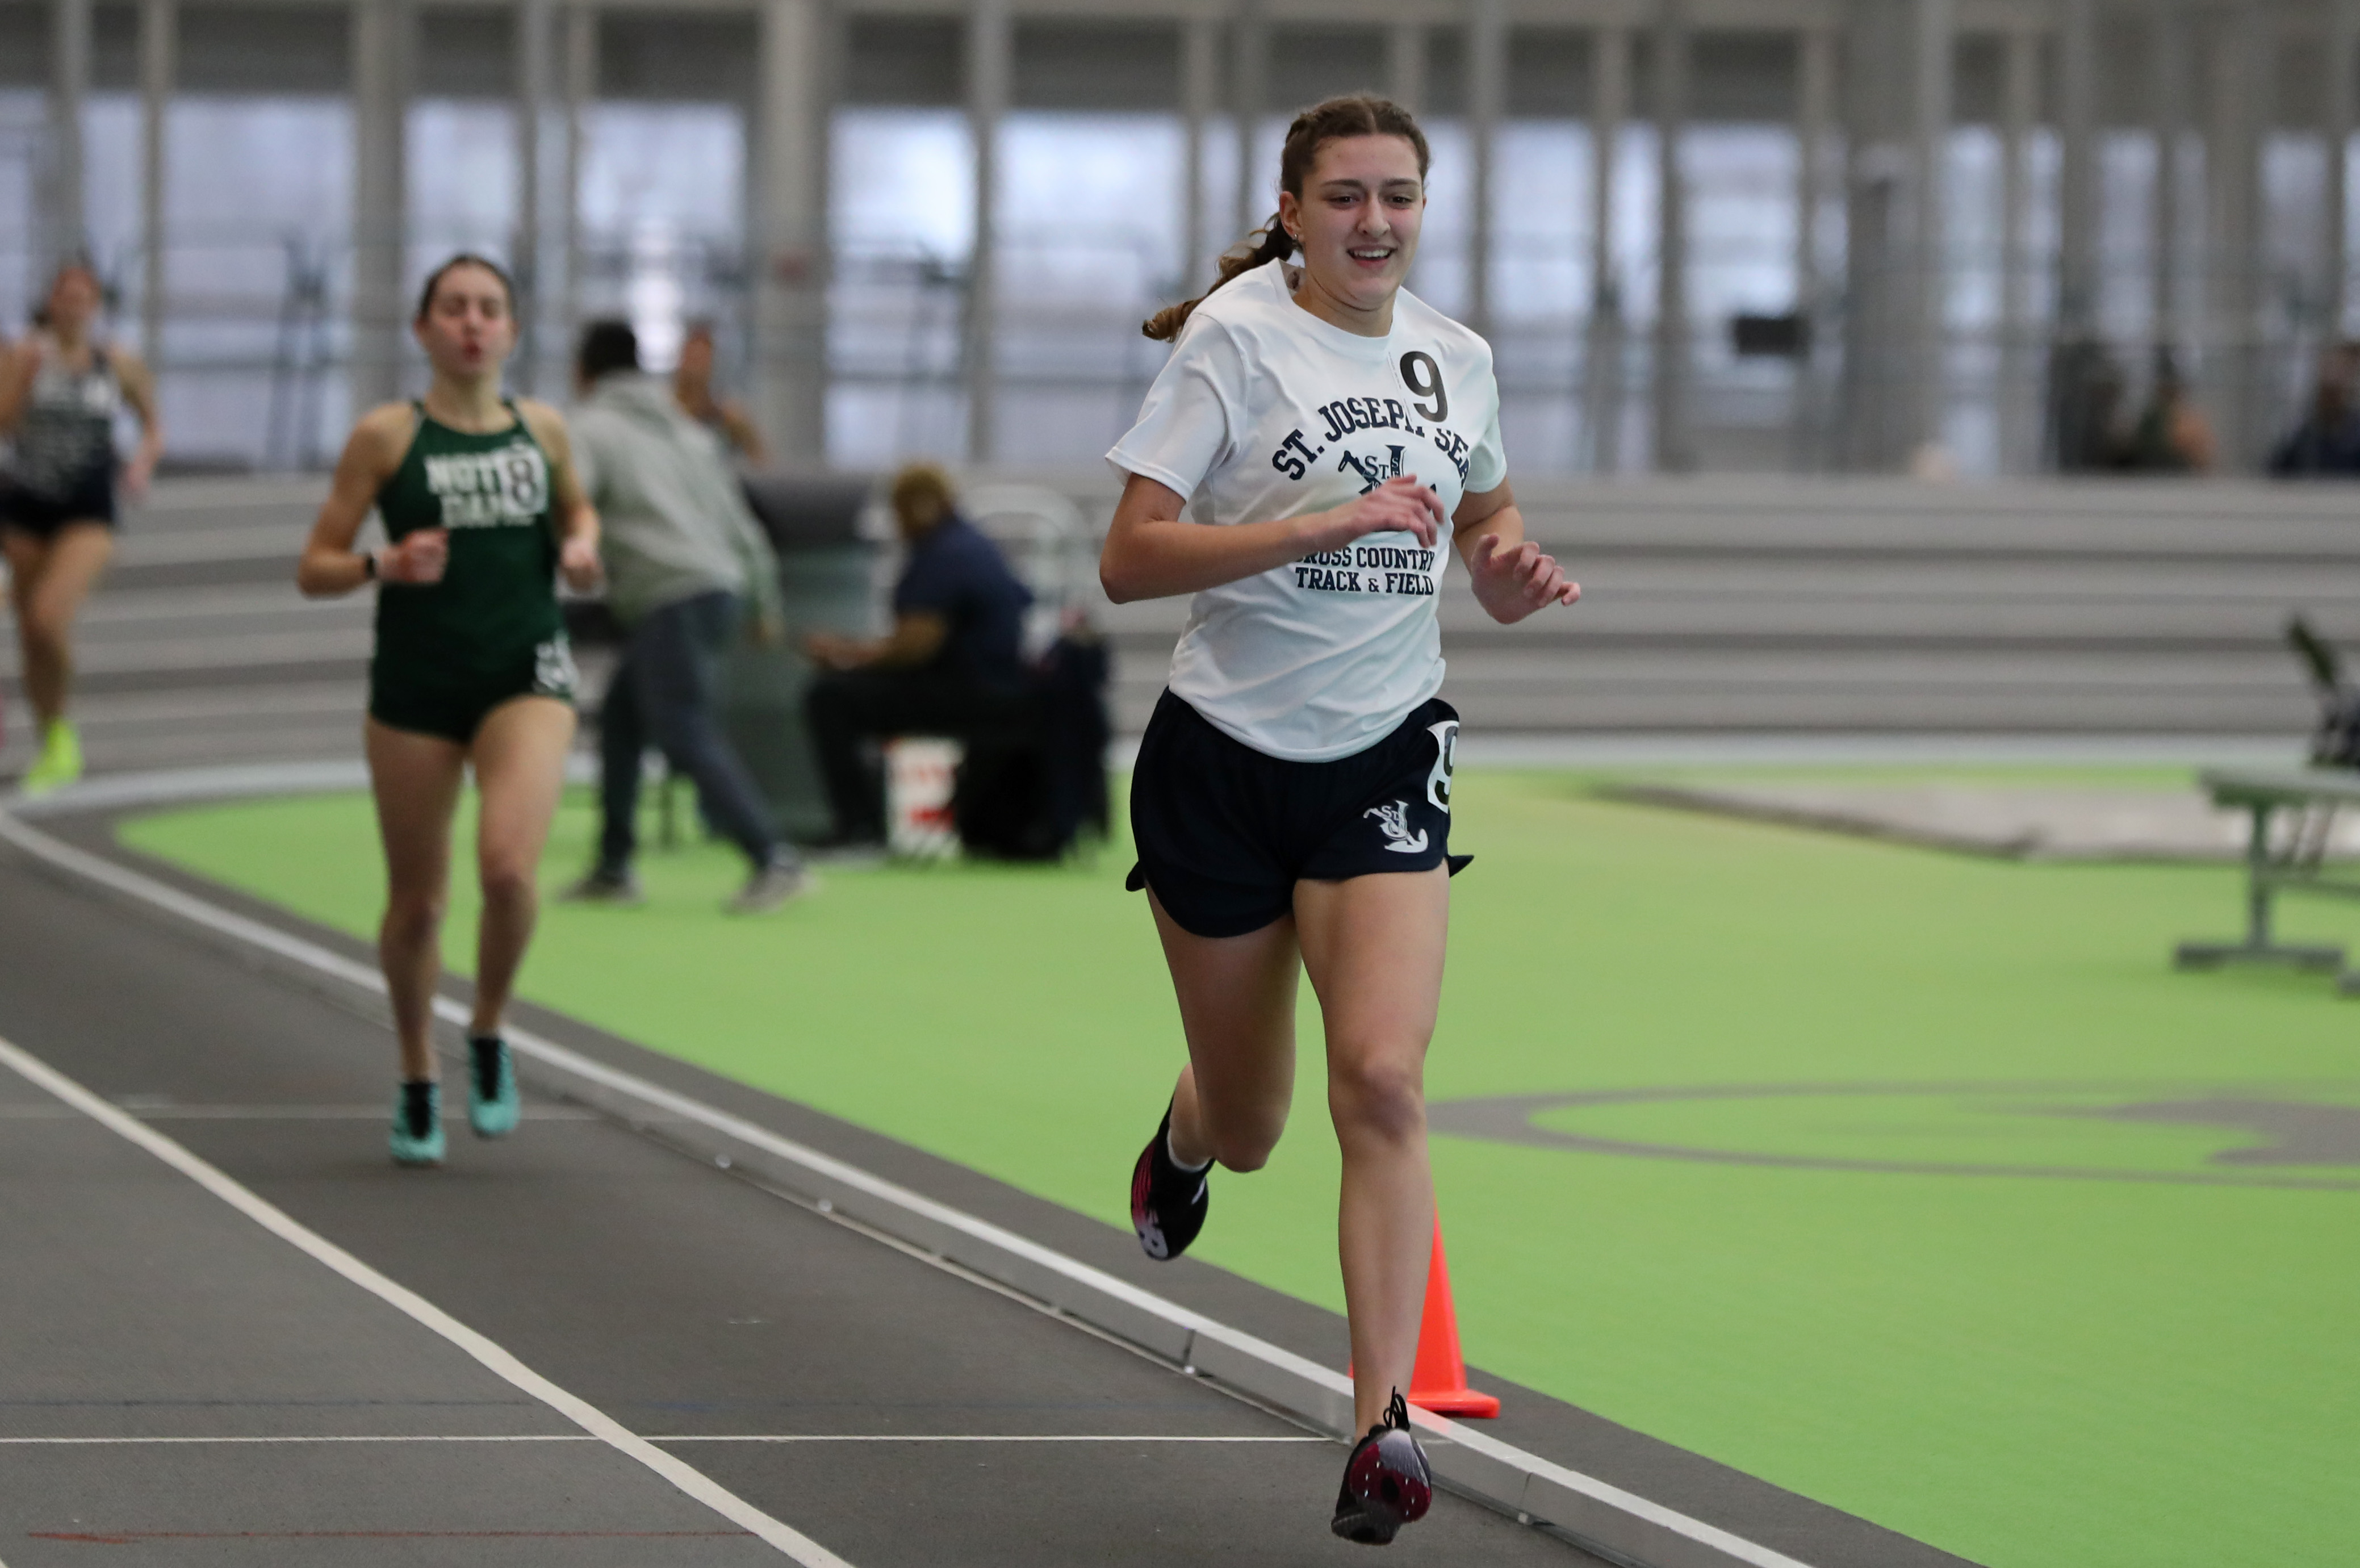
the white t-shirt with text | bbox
[1106,260,1506,762]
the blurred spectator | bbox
[562,319,809,914]
[2048,336,2129,472]
[2120,350,2216,473]
[2270,342,2360,476]
[802,463,1034,847]
[672,321,769,466]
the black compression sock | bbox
[467,1035,504,1093]
[400,1080,436,1139]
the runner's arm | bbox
[521,400,602,592]
[1098,470,1445,604]
[803,613,948,672]
[111,347,166,499]
[0,339,37,432]
[1450,480,1579,626]
[296,405,428,596]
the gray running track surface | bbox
[0,846,1603,1566]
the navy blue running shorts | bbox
[1125,689,1470,939]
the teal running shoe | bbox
[390,1080,445,1166]
[467,1035,520,1138]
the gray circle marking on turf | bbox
[1426,1080,2360,1191]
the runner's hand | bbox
[558,533,602,592]
[379,528,449,585]
[1465,532,1578,625]
[1299,476,1444,553]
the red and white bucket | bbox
[884,737,963,860]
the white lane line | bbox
[0,1433,1325,1445]
[0,1035,853,1568]
[0,805,1819,1568]
[0,1435,602,1445]
[656,1435,1329,1444]
[0,1105,602,1120]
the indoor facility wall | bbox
[1,0,2353,478]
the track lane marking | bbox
[0,1103,602,1119]
[665,1434,1328,1444]
[0,1033,852,1568]
[0,1433,1327,1445]
[32,1531,750,1542]
[0,1435,605,1444]
[0,805,1820,1568]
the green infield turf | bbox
[119,770,2360,1568]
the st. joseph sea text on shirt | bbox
[1268,383,1472,598]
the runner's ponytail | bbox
[1143,220,1294,342]
[1141,93,1429,344]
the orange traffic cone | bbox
[1350,1217,1500,1418]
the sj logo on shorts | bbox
[1426,720,1458,812]
[1366,799,1429,855]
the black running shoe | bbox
[1331,1390,1434,1546]
[1129,1103,1210,1261]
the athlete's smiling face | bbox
[413,263,516,382]
[1278,135,1425,333]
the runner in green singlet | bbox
[298,254,602,1168]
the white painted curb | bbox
[0,789,1817,1568]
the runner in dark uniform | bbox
[298,254,601,1168]
[0,262,164,793]
[367,395,575,743]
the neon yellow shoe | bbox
[20,720,83,797]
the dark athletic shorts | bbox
[369,635,578,745]
[0,469,117,537]
[1125,689,1468,939]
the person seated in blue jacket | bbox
[802,463,1033,846]
[2272,343,2360,476]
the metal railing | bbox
[0,224,2336,479]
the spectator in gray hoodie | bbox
[562,320,809,913]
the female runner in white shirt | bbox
[1103,94,1578,1544]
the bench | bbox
[2174,767,2360,992]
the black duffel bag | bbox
[952,630,1112,860]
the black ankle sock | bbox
[400,1080,436,1138]
[467,1035,503,1095]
